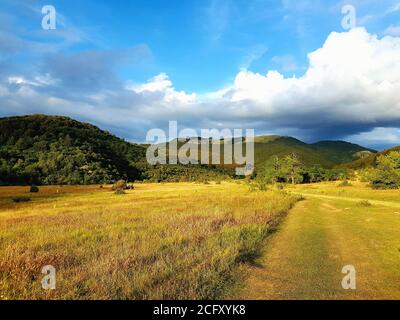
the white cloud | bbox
[385,2,400,15]
[218,28,400,128]
[8,74,58,87]
[240,45,268,70]
[129,73,197,104]
[2,27,400,147]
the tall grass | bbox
[0,183,300,300]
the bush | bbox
[29,185,39,193]
[338,180,352,187]
[275,183,285,190]
[368,152,400,190]
[257,181,268,191]
[358,200,372,207]
[248,183,257,192]
[112,180,127,191]
[13,196,31,203]
[114,189,126,195]
[369,170,400,189]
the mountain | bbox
[0,115,376,185]
[337,146,400,170]
[310,141,376,164]
[157,135,374,169]
[253,136,375,169]
[0,115,146,185]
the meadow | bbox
[234,181,400,300]
[1,181,399,300]
[0,182,300,300]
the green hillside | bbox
[310,141,376,164]
[253,136,374,169]
[0,115,376,185]
[254,137,329,167]
[161,136,374,169]
[337,146,400,170]
[0,115,146,185]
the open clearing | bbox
[0,182,299,300]
[233,182,400,300]
[1,181,399,300]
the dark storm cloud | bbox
[40,45,152,93]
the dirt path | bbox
[232,197,400,300]
[291,192,400,208]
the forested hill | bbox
[0,114,377,185]
[253,136,375,168]
[337,146,400,170]
[0,115,146,185]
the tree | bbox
[282,153,303,184]
[369,151,400,189]
[257,156,285,185]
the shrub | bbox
[29,185,39,193]
[368,152,400,190]
[275,183,285,190]
[257,181,268,191]
[12,196,31,203]
[112,180,127,191]
[248,183,257,192]
[114,189,126,195]
[338,180,352,187]
[358,200,372,207]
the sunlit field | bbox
[0,182,300,300]
[234,182,400,300]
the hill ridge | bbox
[0,114,381,184]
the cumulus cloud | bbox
[206,27,400,141]
[1,27,400,148]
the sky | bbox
[1,0,400,150]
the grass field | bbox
[233,181,400,299]
[1,181,399,300]
[0,182,300,300]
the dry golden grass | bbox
[0,182,300,300]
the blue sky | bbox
[1,0,400,149]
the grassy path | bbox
[232,195,400,300]
[291,192,400,208]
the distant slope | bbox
[310,141,376,165]
[161,135,374,169]
[253,136,374,169]
[337,146,400,170]
[254,137,334,168]
[0,115,146,185]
